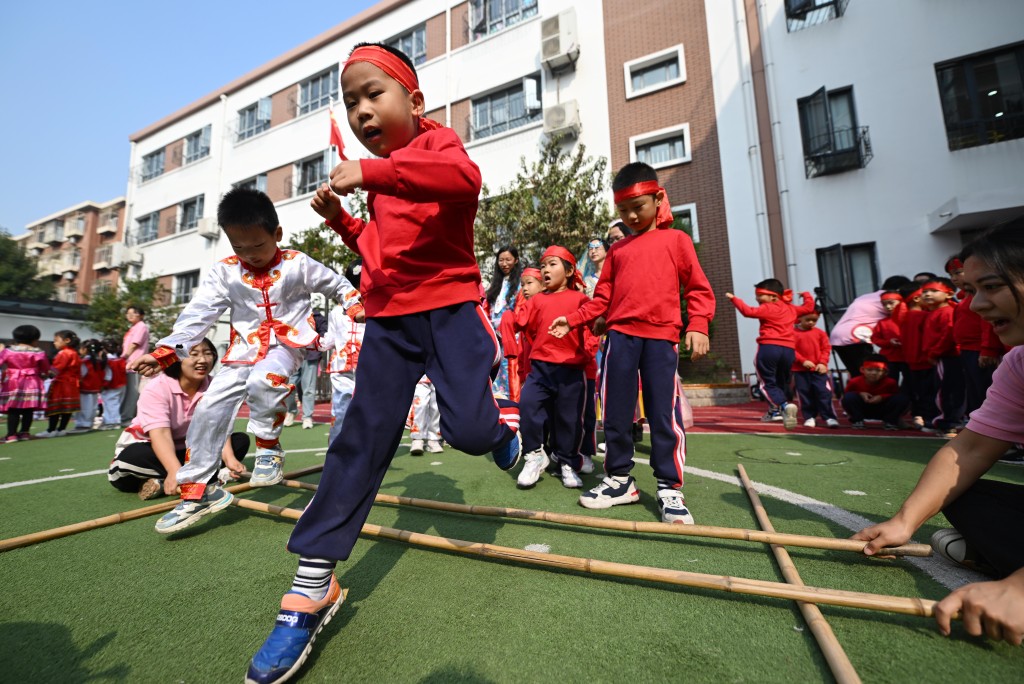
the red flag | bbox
[329,103,347,161]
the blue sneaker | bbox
[246,577,346,684]
[154,485,233,534]
[251,447,284,487]
[491,432,522,471]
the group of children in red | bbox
[0,328,128,442]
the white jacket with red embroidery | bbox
[324,306,366,374]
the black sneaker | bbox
[631,422,644,443]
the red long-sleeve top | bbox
[845,375,899,399]
[871,316,905,363]
[899,309,929,370]
[792,325,831,371]
[922,304,957,362]
[515,289,598,369]
[730,293,815,348]
[105,356,127,390]
[954,294,1005,356]
[326,127,482,317]
[564,228,715,343]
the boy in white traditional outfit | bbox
[409,376,443,454]
[130,188,360,534]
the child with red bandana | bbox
[921,276,963,437]
[550,162,715,525]
[899,283,936,428]
[499,267,544,402]
[871,290,908,386]
[247,43,521,684]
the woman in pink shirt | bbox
[107,338,250,500]
[854,218,1024,645]
[120,306,150,425]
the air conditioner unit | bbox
[118,245,142,267]
[543,100,581,138]
[197,216,220,239]
[541,8,580,73]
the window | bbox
[672,204,699,243]
[62,284,77,304]
[797,86,872,178]
[234,174,268,193]
[173,270,201,305]
[183,125,211,164]
[238,99,272,141]
[815,242,878,317]
[471,77,542,140]
[92,280,112,295]
[470,0,538,41]
[624,45,686,99]
[629,124,692,169]
[295,151,331,196]
[135,213,159,244]
[936,42,1024,151]
[785,0,849,32]
[299,66,339,115]
[179,195,205,232]
[141,149,165,181]
[387,25,427,65]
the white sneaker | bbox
[250,448,284,487]
[409,439,424,456]
[783,403,798,430]
[426,440,444,453]
[657,488,695,524]
[35,430,56,438]
[803,417,816,428]
[580,455,595,474]
[302,417,313,430]
[283,412,296,427]
[597,442,606,453]
[825,418,839,428]
[517,449,549,488]
[579,475,639,509]
[560,464,583,488]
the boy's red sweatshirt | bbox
[516,289,598,368]
[871,316,905,363]
[953,294,1005,356]
[899,308,930,370]
[791,325,830,371]
[327,127,482,317]
[845,375,899,398]
[564,227,715,343]
[730,293,815,348]
[922,304,957,362]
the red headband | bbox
[521,268,542,280]
[880,292,903,301]
[945,258,964,273]
[613,181,674,230]
[904,288,923,304]
[755,288,793,303]
[343,46,419,93]
[861,361,887,370]
[540,246,585,291]
[921,280,955,295]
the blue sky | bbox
[0,0,379,235]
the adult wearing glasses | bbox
[581,237,609,298]
[606,220,633,245]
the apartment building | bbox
[23,199,127,304]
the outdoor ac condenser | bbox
[541,8,579,73]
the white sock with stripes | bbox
[290,557,336,600]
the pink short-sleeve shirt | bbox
[123,321,150,364]
[130,373,210,450]
[967,346,1024,444]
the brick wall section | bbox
[270,84,297,127]
[156,275,173,306]
[449,98,471,143]
[424,106,446,127]
[266,163,293,203]
[158,206,178,239]
[603,0,740,376]
[165,139,184,172]
[425,12,446,61]
[450,2,469,50]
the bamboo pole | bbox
[738,464,862,684]
[276,479,932,557]
[0,464,325,553]
[232,497,944,619]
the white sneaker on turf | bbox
[803,417,816,428]
[283,412,295,427]
[426,440,444,453]
[251,448,284,487]
[517,449,549,488]
[657,488,694,524]
[597,442,606,453]
[155,485,234,534]
[560,464,583,488]
[783,403,798,430]
[825,418,839,428]
[579,476,639,509]
[580,455,595,474]
[302,417,313,430]
[409,439,424,456]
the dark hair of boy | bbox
[55,330,80,349]
[880,275,911,290]
[218,187,279,235]
[612,162,658,192]
[350,42,418,85]
[755,278,785,295]
[83,339,107,371]
[913,271,938,282]
[898,282,919,298]
[960,216,1024,310]
[863,353,889,365]
[344,258,363,289]
[12,325,40,344]
[163,339,219,380]
[922,276,956,290]
[102,338,122,355]
[799,309,821,318]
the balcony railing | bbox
[64,219,85,240]
[804,126,872,179]
[94,244,113,269]
[786,0,849,32]
[97,217,118,235]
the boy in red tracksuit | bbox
[871,291,907,387]
[792,311,839,428]
[550,162,716,525]
[921,277,962,436]
[841,354,911,429]
[946,256,1001,417]
[727,279,815,429]
[513,246,599,490]
[899,284,935,428]
[248,43,520,683]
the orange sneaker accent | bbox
[179,482,206,500]
[280,576,341,613]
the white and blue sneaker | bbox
[154,485,234,534]
[560,464,583,489]
[579,475,639,509]
[517,448,549,488]
[492,432,522,471]
[657,488,695,524]
[251,448,285,487]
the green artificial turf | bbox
[1,425,1023,683]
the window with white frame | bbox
[387,25,427,65]
[141,149,165,181]
[295,151,331,196]
[135,213,159,244]
[62,284,77,304]
[183,125,211,164]
[672,203,699,243]
[470,0,538,41]
[238,99,272,141]
[471,76,542,140]
[629,124,692,169]
[234,174,268,193]
[179,195,204,232]
[173,270,201,305]
[299,66,339,115]
[624,45,686,99]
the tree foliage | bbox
[284,189,367,272]
[0,230,55,299]
[84,277,177,341]
[474,138,614,268]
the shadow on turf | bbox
[2,624,129,682]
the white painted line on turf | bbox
[431,461,443,466]
[0,469,108,489]
[0,457,10,461]
[58,468,75,472]
[843,490,867,496]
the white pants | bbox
[328,371,356,446]
[176,345,303,486]
[100,387,126,426]
[74,392,99,429]
[410,380,441,441]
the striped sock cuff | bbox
[291,557,337,600]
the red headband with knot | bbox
[755,288,793,303]
[342,46,442,133]
[541,246,585,291]
[612,181,674,230]
[921,280,955,295]
[521,267,542,280]
[904,288,923,304]
[945,257,964,273]
[880,292,903,301]
[861,361,887,370]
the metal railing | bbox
[804,126,872,178]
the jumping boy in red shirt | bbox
[550,162,715,526]
[246,43,520,684]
